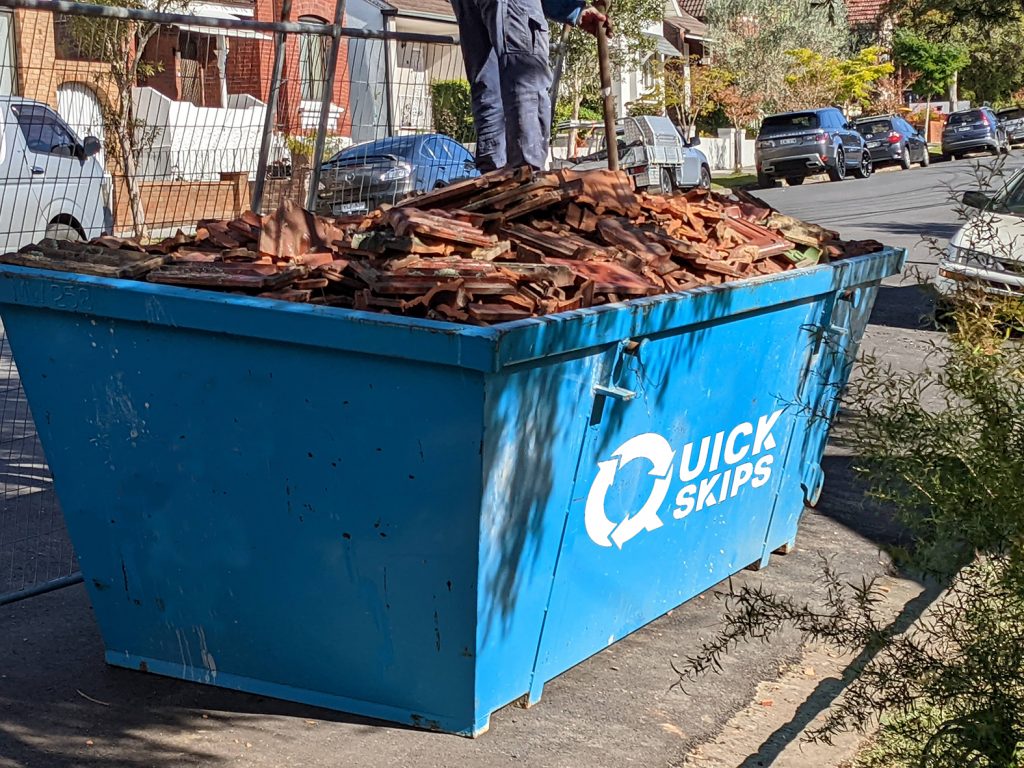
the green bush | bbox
[431,80,475,143]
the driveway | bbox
[0,156,1011,768]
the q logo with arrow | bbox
[584,433,676,548]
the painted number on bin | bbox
[13,280,93,313]
[584,409,784,548]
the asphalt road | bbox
[0,155,1015,768]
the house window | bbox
[642,56,657,91]
[299,16,329,101]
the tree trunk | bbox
[116,108,148,241]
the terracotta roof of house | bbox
[381,0,456,19]
[846,0,887,24]
[678,0,706,20]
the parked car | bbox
[755,108,871,188]
[0,96,111,252]
[316,134,478,216]
[854,114,930,169]
[562,116,712,192]
[996,105,1024,147]
[941,107,1009,159]
[935,167,1024,298]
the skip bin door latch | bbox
[593,339,646,402]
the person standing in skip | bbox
[450,0,611,171]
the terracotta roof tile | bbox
[846,0,887,24]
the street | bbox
[0,155,1016,768]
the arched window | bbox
[298,16,329,101]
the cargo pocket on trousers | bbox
[503,0,549,54]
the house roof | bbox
[664,11,707,43]
[677,0,706,20]
[846,0,887,24]
[380,0,456,19]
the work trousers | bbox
[450,0,552,171]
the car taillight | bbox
[813,131,827,143]
[888,132,902,144]
[981,113,991,126]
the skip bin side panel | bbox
[473,348,611,725]
[1,302,487,733]
[531,292,823,690]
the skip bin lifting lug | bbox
[593,339,645,401]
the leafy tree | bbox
[781,47,893,111]
[65,0,178,239]
[705,0,849,113]
[892,30,968,137]
[664,57,735,137]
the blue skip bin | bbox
[0,247,904,735]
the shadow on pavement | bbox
[867,283,936,332]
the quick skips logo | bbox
[584,409,784,548]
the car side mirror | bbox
[962,190,991,209]
[688,136,702,147]
[82,136,102,158]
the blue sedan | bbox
[316,134,479,215]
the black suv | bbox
[755,108,871,188]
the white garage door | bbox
[57,83,105,166]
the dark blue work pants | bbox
[450,0,552,171]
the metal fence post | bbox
[250,0,293,214]
[305,0,348,212]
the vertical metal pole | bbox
[305,0,347,211]
[383,21,394,135]
[251,0,293,213]
[593,0,618,171]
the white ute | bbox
[0,96,111,252]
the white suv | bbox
[1,96,111,252]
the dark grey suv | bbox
[941,107,1009,159]
[755,108,871,188]
[854,114,930,169]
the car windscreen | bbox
[948,111,983,126]
[760,113,820,134]
[856,120,891,135]
[998,107,1024,120]
[331,140,417,164]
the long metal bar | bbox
[383,18,395,134]
[306,0,348,211]
[250,0,292,213]
[0,0,457,42]
[0,572,83,607]
[593,0,618,171]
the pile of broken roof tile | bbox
[0,167,884,326]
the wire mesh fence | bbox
[0,0,466,246]
[0,0,469,603]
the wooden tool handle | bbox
[592,0,618,171]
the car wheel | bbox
[697,165,712,190]
[951,153,961,161]
[44,223,82,243]
[900,146,912,170]
[827,148,846,182]
[661,167,675,193]
[920,148,931,167]
[990,143,1001,156]
[757,172,776,189]
[854,153,873,179]
[785,176,805,186]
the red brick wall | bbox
[249,0,352,137]
[140,33,179,101]
[114,173,249,234]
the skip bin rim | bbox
[0,247,905,374]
